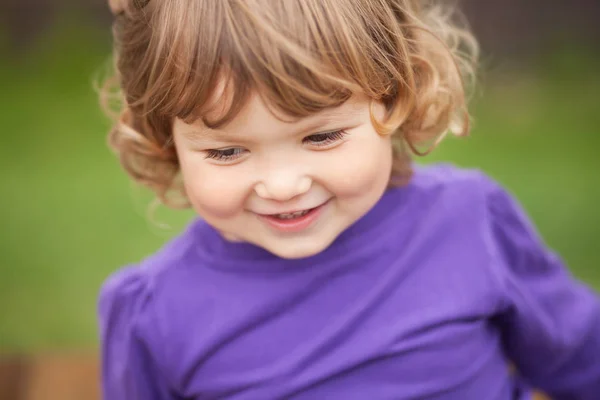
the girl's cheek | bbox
[324,136,392,197]
[182,166,249,219]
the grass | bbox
[0,22,599,351]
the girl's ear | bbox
[108,0,124,15]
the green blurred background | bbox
[0,1,599,352]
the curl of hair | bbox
[99,0,478,207]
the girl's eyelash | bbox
[204,147,246,161]
[204,130,347,162]
[303,130,348,147]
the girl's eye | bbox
[303,130,348,148]
[204,147,247,162]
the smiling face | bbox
[172,93,393,259]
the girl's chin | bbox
[219,231,244,242]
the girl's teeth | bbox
[275,209,310,219]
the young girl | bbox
[99,0,600,399]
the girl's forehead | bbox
[202,72,363,123]
[178,93,368,141]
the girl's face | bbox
[173,93,393,259]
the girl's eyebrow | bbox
[180,128,227,142]
[180,127,255,145]
[302,109,359,132]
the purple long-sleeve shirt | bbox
[98,164,600,399]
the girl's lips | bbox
[258,201,329,233]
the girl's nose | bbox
[254,170,312,202]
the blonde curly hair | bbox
[101,0,478,208]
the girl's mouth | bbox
[258,201,329,233]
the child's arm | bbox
[98,267,177,400]
[483,177,600,399]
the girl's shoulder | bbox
[410,162,496,192]
[407,163,554,283]
[402,163,543,260]
[100,220,198,294]
[98,219,206,339]
[406,162,509,212]
[98,221,211,387]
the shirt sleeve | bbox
[483,177,600,399]
[98,266,177,400]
